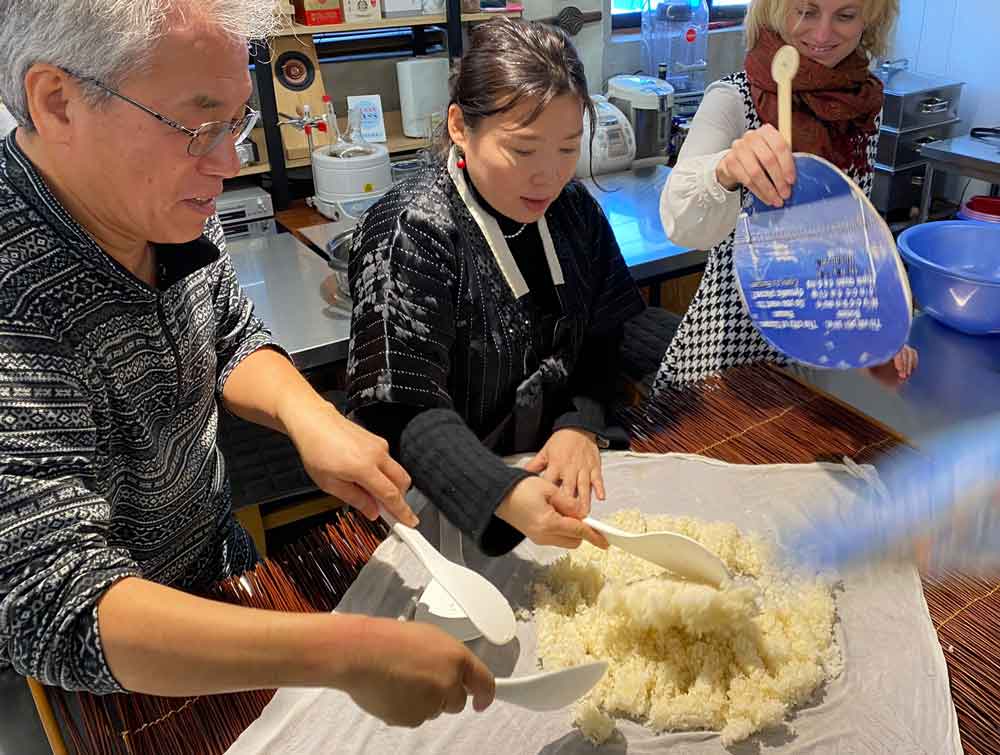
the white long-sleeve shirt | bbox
[659,80,748,250]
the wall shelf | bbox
[251,1,517,208]
[236,110,429,177]
[275,8,522,37]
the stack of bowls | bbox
[957,195,1000,224]
[325,229,354,316]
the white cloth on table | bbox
[226,452,960,755]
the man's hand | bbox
[343,619,495,727]
[280,395,416,526]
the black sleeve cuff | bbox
[551,395,630,450]
[400,408,531,556]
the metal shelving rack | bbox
[250,4,520,210]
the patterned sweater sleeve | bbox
[207,218,289,395]
[659,80,746,250]
[0,345,140,693]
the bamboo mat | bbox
[620,364,1000,755]
[52,513,389,755]
[46,363,998,753]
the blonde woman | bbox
[653,0,917,392]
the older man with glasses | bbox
[0,1,494,751]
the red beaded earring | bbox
[456,156,466,169]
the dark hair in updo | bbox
[438,17,596,156]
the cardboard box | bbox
[292,0,344,25]
[343,0,381,23]
[382,0,422,18]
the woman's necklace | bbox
[503,223,529,240]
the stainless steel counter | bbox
[789,312,1000,442]
[228,228,999,448]
[582,164,707,284]
[241,166,705,370]
[227,232,350,371]
[296,165,707,286]
[918,134,1000,222]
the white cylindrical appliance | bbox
[607,75,674,160]
[396,56,450,138]
[311,144,392,221]
[575,96,635,178]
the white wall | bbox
[523,0,607,93]
[603,25,746,91]
[889,0,1000,199]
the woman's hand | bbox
[524,428,605,512]
[892,344,919,379]
[865,344,919,386]
[495,476,608,550]
[716,123,797,208]
[283,397,416,526]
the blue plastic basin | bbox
[897,221,1000,335]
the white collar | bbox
[447,146,565,299]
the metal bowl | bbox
[326,228,354,297]
[897,221,1000,335]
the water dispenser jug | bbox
[641,0,709,94]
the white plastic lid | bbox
[312,142,390,170]
[607,75,675,110]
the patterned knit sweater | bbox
[0,134,279,693]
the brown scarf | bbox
[745,28,883,176]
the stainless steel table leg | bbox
[918,163,935,223]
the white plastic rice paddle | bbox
[583,516,730,587]
[495,661,608,711]
[414,516,482,642]
[379,506,516,645]
[732,45,912,370]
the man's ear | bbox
[22,64,76,145]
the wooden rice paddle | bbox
[771,45,800,148]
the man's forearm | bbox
[221,347,330,437]
[98,576,372,696]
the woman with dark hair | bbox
[346,17,645,556]
[653,0,917,391]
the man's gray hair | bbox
[0,0,280,129]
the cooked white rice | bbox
[532,509,842,746]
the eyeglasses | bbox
[67,71,259,157]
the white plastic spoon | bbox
[495,661,608,711]
[379,507,516,645]
[583,516,730,587]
